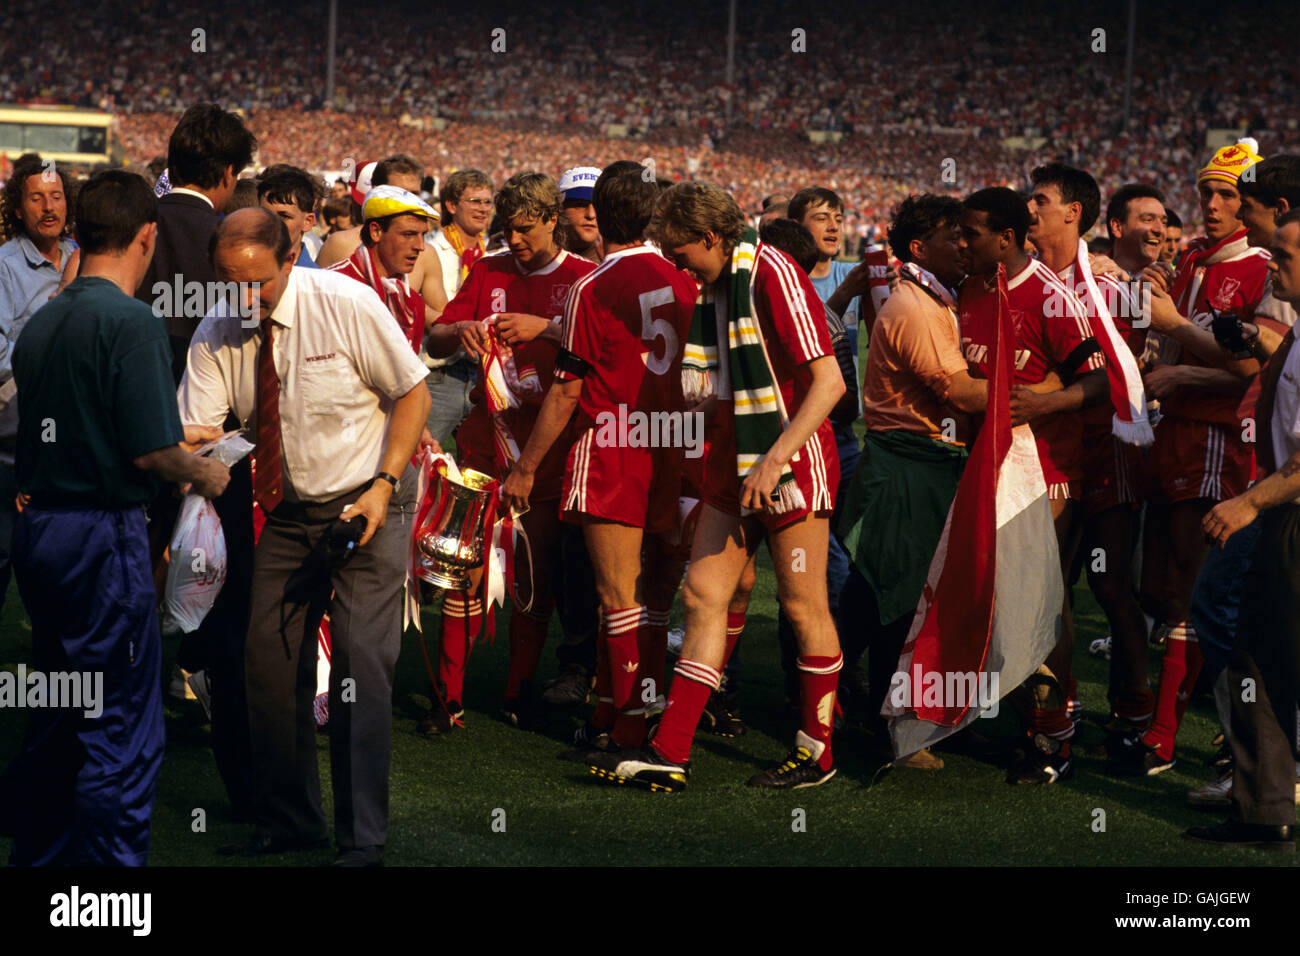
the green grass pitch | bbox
[0,559,1288,867]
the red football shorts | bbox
[1032,414,1083,500]
[561,426,684,534]
[1082,433,1144,516]
[1146,416,1251,504]
[701,419,839,532]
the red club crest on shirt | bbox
[1212,276,1242,311]
[548,283,572,315]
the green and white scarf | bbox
[682,227,806,513]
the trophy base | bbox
[417,567,473,593]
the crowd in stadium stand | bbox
[3,0,1299,240]
[5,0,1300,868]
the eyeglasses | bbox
[459,198,493,209]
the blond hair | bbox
[648,182,746,251]
[495,171,562,228]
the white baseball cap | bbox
[558,166,602,201]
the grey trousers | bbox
[245,468,416,849]
[1228,503,1300,826]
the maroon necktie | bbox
[255,318,284,513]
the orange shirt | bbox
[862,279,969,443]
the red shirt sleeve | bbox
[1043,289,1104,375]
[435,258,485,326]
[559,277,601,373]
[753,249,833,365]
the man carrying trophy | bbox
[421,173,596,734]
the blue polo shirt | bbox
[295,244,320,269]
[809,261,863,447]
[0,234,78,383]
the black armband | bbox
[555,348,591,379]
[1059,340,1104,384]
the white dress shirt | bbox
[426,228,477,369]
[178,267,428,502]
[1270,337,1300,502]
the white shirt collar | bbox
[1005,258,1037,291]
[269,267,299,329]
[516,248,569,277]
[169,187,216,210]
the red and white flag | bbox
[884,265,1062,759]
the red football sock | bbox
[641,608,670,703]
[651,659,721,765]
[1113,688,1155,726]
[1144,623,1201,759]
[724,610,745,667]
[505,610,549,701]
[797,653,842,770]
[592,627,614,730]
[437,593,481,705]
[1028,707,1075,758]
[604,606,645,710]
[611,708,647,749]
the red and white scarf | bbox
[1068,239,1154,445]
[900,262,957,312]
[479,317,542,470]
[334,244,424,353]
[1170,228,1252,314]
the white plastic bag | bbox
[160,493,229,636]
[204,431,255,467]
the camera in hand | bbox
[326,518,364,568]
[1210,311,1253,359]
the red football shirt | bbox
[328,246,425,353]
[558,244,700,429]
[1080,267,1149,433]
[435,248,595,490]
[960,258,1105,484]
[1091,270,1149,359]
[1160,231,1269,427]
[704,244,838,511]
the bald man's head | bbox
[210,206,297,325]
[210,206,293,265]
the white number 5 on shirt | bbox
[639,287,677,377]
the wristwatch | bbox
[373,471,399,491]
